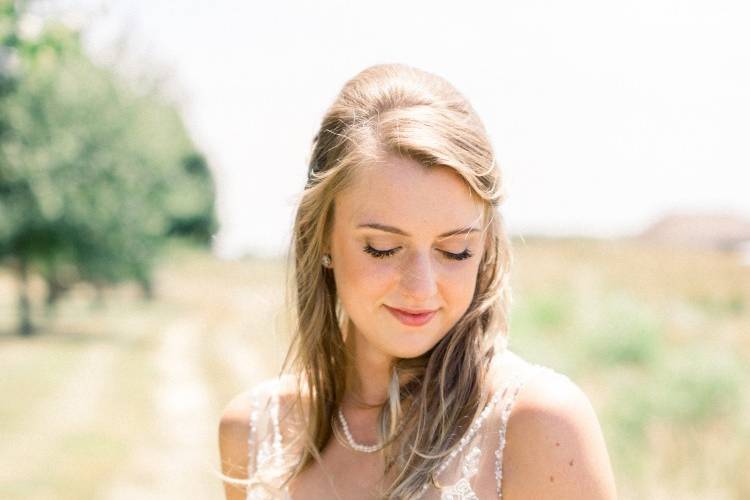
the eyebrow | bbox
[356,222,481,239]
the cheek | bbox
[334,243,396,303]
[440,264,480,310]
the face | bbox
[328,154,487,361]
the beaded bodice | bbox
[244,350,563,499]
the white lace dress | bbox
[244,351,566,500]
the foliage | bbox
[0,3,217,334]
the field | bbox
[1,237,748,499]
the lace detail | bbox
[493,373,526,499]
[435,363,557,500]
[437,445,483,500]
[416,390,501,499]
[440,477,479,500]
[244,357,564,500]
[461,446,481,479]
[246,379,289,500]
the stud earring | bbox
[321,254,332,268]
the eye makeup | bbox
[362,244,473,261]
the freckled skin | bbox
[501,373,619,500]
[328,155,487,362]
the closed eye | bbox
[362,245,473,261]
[363,244,399,258]
[444,249,473,261]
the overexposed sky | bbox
[41,0,750,257]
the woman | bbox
[218,63,617,499]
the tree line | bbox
[0,1,218,335]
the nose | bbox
[398,251,438,302]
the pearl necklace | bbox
[336,407,382,453]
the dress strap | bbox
[494,364,553,499]
[245,378,286,500]
[247,385,263,474]
[270,380,284,468]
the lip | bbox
[384,305,438,327]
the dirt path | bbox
[102,316,220,500]
[102,258,288,499]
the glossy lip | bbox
[384,305,438,327]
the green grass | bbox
[507,237,750,499]
[1,239,748,499]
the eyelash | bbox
[362,244,473,261]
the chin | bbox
[383,331,446,360]
[388,347,431,360]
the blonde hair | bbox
[235,63,513,499]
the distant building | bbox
[636,211,750,263]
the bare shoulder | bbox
[219,386,256,445]
[218,375,299,448]
[501,364,618,500]
[218,376,295,500]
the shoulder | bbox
[218,376,292,474]
[218,374,298,435]
[219,379,271,436]
[218,387,256,500]
[500,362,618,500]
[217,387,257,480]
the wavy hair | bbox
[268,63,512,499]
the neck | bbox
[343,319,394,409]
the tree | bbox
[0,3,217,335]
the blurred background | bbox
[1,0,748,499]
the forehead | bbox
[335,154,484,230]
